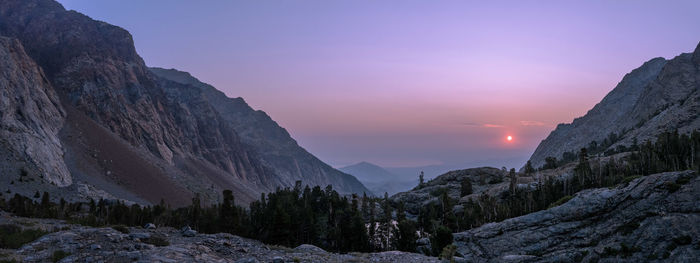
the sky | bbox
[58,0,700,170]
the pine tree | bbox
[189,193,202,230]
[368,197,376,251]
[509,168,517,195]
[460,179,472,197]
[394,219,417,252]
[219,189,237,233]
[40,192,51,217]
[543,157,558,169]
[381,192,393,250]
[525,160,535,174]
[430,225,453,256]
[419,171,425,189]
[361,192,369,220]
[575,148,592,187]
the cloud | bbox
[483,123,504,128]
[519,120,546,126]
[460,122,480,126]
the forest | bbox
[1,130,698,257]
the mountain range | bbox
[388,40,700,261]
[0,0,368,206]
[339,162,419,195]
[528,43,700,168]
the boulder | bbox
[453,171,700,262]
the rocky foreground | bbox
[1,171,698,262]
[453,170,700,262]
[0,216,438,263]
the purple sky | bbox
[58,0,700,169]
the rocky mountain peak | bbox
[150,67,370,195]
[0,36,70,187]
[0,0,368,205]
[527,41,700,169]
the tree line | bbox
[0,130,697,256]
[417,130,699,237]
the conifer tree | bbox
[509,168,517,195]
[525,160,535,174]
[219,189,237,233]
[381,192,393,250]
[431,225,453,256]
[461,179,472,197]
[419,171,425,188]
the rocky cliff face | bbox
[150,68,368,195]
[0,0,367,205]
[528,42,700,168]
[0,36,70,187]
[453,170,700,262]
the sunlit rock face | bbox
[0,37,71,186]
[529,43,700,168]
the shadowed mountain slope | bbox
[0,0,367,205]
[528,42,700,168]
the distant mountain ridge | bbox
[340,161,424,196]
[0,0,368,206]
[339,162,396,183]
[528,42,700,168]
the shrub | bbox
[616,221,640,235]
[430,225,453,256]
[439,244,457,262]
[142,236,169,247]
[621,175,641,184]
[675,176,691,185]
[663,182,681,193]
[0,224,48,249]
[547,195,573,209]
[430,187,448,197]
[600,243,640,258]
[673,235,692,245]
[52,250,70,262]
[111,225,129,234]
[488,177,503,184]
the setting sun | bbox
[507,135,513,142]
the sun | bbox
[507,135,513,142]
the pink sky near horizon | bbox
[58,0,700,169]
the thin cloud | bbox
[520,120,546,126]
[483,123,504,128]
[460,122,480,126]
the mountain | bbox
[0,0,367,206]
[453,171,699,262]
[339,162,396,183]
[0,36,69,186]
[528,42,700,168]
[149,68,368,196]
[340,161,419,195]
